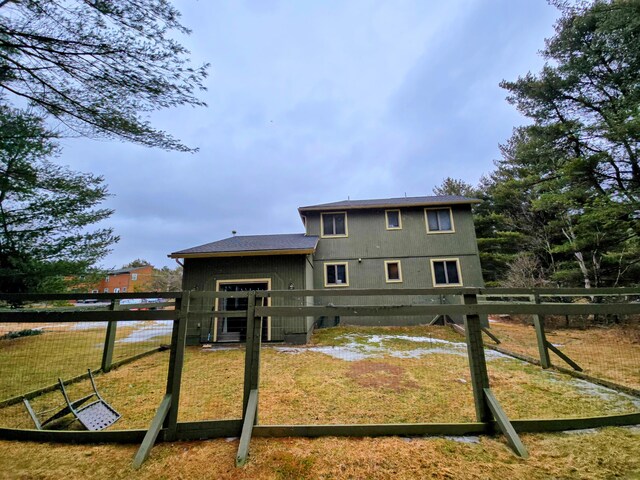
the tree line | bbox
[436,1,639,288]
[1,1,637,292]
[0,1,207,292]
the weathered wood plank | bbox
[254,303,640,317]
[174,419,243,440]
[163,292,190,441]
[463,294,492,423]
[483,388,528,458]
[481,326,501,344]
[101,300,120,372]
[253,423,489,437]
[532,298,551,369]
[0,292,181,301]
[546,341,583,371]
[510,412,640,433]
[236,389,258,467]
[0,427,147,443]
[0,310,178,323]
[132,394,172,469]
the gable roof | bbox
[108,266,152,275]
[298,195,480,213]
[169,233,319,259]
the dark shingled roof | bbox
[169,233,318,258]
[108,266,150,275]
[298,195,480,212]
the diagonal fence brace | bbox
[236,388,258,466]
[483,388,529,458]
[132,394,172,469]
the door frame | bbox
[214,278,272,342]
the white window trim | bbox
[424,207,455,234]
[384,260,403,283]
[103,288,109,293]
[385,209,402,230]
[324,262,349,287]
[113,287,120,293]
[131,273,138,281]
[320,211,349,238]
[214,278,272,342]
[429,258,463,287]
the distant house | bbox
[169,195,484,344]
[92,265,154,294]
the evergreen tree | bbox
[496,0,640,287]
[0,107,117,292]
[0,0,208,151]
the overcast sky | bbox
[58,0,559,269]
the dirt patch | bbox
[347,361,419,392]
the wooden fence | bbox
[0,287,638,468]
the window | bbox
[91,289,99,294]
[384,260,402,283]
[113,287,120,293]
[430,259,462,286]
[321,212,348,237]
[425,208,454,233]
[324,262,349,287]
[105,275,109,282]
[385,210,402,230]
[122,287,127,292]
[103,288,109,293]
[131,273,138,281]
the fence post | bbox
[532,294,551,369]
[463,292,491,423]
[163,291,190,441]
[242,291,262,418]
[237,291,262,466]
[101,299,120,372]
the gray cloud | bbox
[57,0,559,269]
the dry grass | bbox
[1,324,639,478]
[2,324,638,430]
[0,321,171,401]
[488,320,640,389]
[0,427,638,479]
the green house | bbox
[169,195,484,345]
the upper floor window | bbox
[384,260,402,283]
[324,262,349,287]
[425,208,454,233]
[321,212,348,237]
[103,288,109,293]
[105,275,110,282]
[122,287,127,292]
[430,258,462,286]
[131,273,138,281]
[385,210,402,230]
[114,287,120,293]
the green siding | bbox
[307,205,484,326]
[181,255,309,343]
[179,204,485,337]
[307,206,481,261]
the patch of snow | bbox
[272,333,511,362]
[116,320,173,343]
[442,435,480,444]
[562,428,599,435]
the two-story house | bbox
[169,195,483,345]
[92,265,154,294]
